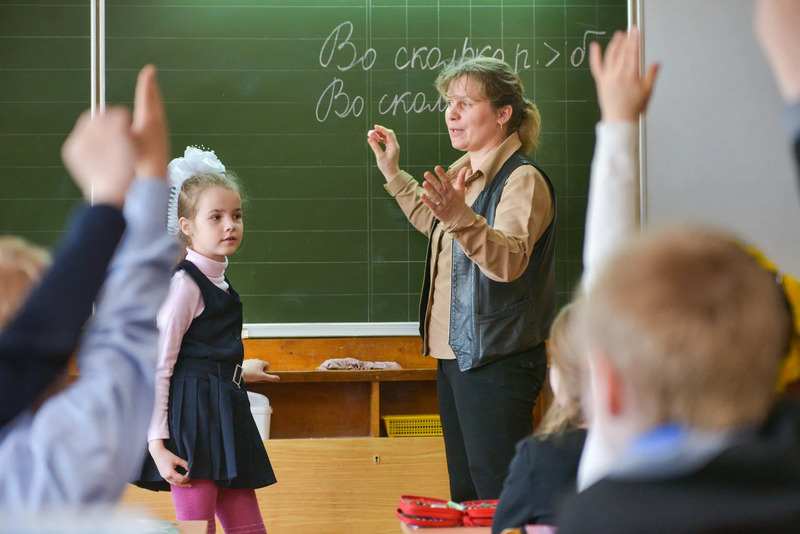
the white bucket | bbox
[247,391,272,440]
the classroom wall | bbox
[639,0,800,275]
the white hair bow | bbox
[166,146,226,235]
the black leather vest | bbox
[419,152,557,371]
[176,260,244,364]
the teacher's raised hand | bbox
[421,165,468,226]
[366,124,401,182]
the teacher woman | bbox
[368,56,557,501]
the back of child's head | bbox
[167,147,244,249]
[0,236,50,329]
[538,302,584,435]
[579,227,791,431]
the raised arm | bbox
[0,66,179,509]
[368,124,439,236]
[581,28,659,292]
[0,98,138,427]
[0,206,125,428]
[576,28,659,493]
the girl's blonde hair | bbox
[0,236,51,329]
[435,56,541,153]
[537,303,584,435]
[176,171,244,249]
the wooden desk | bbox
[123,436,451,534]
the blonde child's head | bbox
[579,227,791,432]
[176,171,245,251]
[538,302,585,435]
[167,147,245,258]
[0,236,51,329]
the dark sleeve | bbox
[0,203,126,428]
[492,437,540,534]
[493,430,586,533]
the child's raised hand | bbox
[242,359,280,383]
[61,107,136,209]
[589,28,660,122]
[131,64,169,180]
[148,440,191,487]
[366,125,401,182]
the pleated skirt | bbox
[134,358,277,492]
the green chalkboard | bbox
[0,1,89,246]
[2,1,627,327]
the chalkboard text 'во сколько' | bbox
[315,21,606,122]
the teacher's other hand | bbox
[421,166,468,225]
[367,124,401,182]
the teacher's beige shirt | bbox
[385,133,554,359]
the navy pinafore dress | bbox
[135,260,276,491]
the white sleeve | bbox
[581,121,640,293]
[576,121,639,493]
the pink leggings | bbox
[171,479,266,534]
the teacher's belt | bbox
[173,358,244,389]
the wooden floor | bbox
[121,436,450,534]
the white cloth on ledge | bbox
[316,358,403,371]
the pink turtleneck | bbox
[146,248,230,442]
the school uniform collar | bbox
[606,423,740,482]
[447,132,523,188]
[186,248,228,283]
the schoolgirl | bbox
[135,147,275,534]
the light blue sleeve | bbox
[0,179,179,512]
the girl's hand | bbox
[242,359,280,383]
[589,28,659,122]
[366,124,401,182]
[421,166,468,226]
[148,440,191,487]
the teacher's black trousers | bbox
[437,343,547,502]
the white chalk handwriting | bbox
[315,21,607,122]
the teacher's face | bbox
[444,75,505,154]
